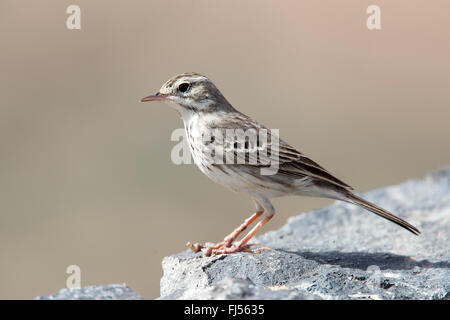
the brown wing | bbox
[205,112,353,191]
[274,141,353,190]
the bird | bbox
[141,72,420,256]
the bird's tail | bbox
[345,193,420,235]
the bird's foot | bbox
[186,213,274,256]
[210,243,271,255]
[186,241,270,256]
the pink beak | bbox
[140,93,169,102]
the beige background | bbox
[0,1,449,299]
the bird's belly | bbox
[195,162,247,193]
[196,161,293,198]
[187,133,293,197]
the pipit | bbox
[141,73,420,256]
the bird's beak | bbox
[140,92,169,102]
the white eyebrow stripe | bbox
[176,75,208,85]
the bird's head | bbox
[141,73,234,116]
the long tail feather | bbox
[346,193,420,235]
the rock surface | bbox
[160,168,450,300]
[35,284,142,300]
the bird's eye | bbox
[178,83,190,92]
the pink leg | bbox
[212,214,274,254]
[186,211,264,256]
[236,214,273,247]
[223,211,263,247]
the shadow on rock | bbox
[278,249,450,271]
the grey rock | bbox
[159,277,318,300]
[160,168,450,300]
[35,284,142,300]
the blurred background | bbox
[0,0,449,299]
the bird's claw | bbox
[186,241,270,256]
[186,241,202,253]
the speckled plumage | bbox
[141,73,420,256]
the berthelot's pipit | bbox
[141,72,419,256]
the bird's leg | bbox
[236,214,273,247]
[212,214,273,255]
[223,211,263,247]
[187,196,274,256]
[186,211,263,256]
